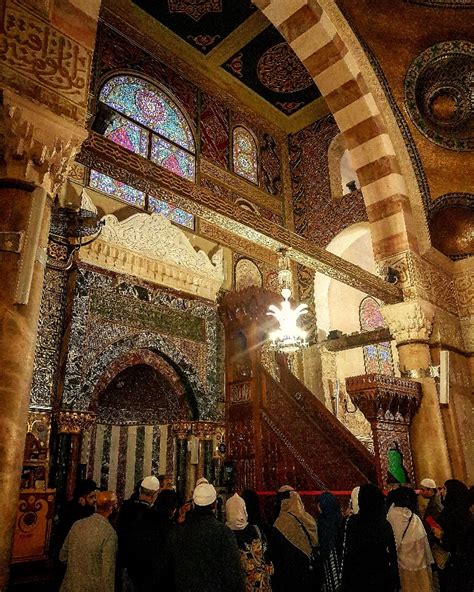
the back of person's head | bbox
[319,491,341,516]
[390,486,418,513]
[155,488,179,517]
[73,479,97,501]
[241,489,262,525]
[358,483,386,517]
[96,491,117,516]
[443,479,469,510]
[193,482,217,509]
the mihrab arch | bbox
[254,0,429,261]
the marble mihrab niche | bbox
[61,266,224,421]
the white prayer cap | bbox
[141,475,160,491]
[277,484,295,493]
[193,483,217,506]
[420,478,437,489]
[196,477,209,487]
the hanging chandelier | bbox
[267,249,308,353]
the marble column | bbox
[382,300,452,483]
[173,423,191,502]
[0,90,88,586]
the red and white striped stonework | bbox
[254,0,419,261]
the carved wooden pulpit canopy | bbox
[346,375,422,487]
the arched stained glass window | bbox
[359,297,394,375]
[232,126,258,184]
[98,75,195,181]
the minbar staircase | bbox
[227,362,377,493]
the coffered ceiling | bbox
[131,0,328,132]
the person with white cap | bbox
[167,482,245,591]
[116,475,160,590]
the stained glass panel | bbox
[100,76,194,150]
[151,136,195,180]
[89,170,145,207]
[149,196,194,229]
[233,126,258,184]
[104,115,148,157]
[360,297,394,375]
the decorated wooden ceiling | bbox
[132,0,327,130]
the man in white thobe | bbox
[60,490,118,592]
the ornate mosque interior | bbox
[0,0,473,587]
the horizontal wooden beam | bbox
[78,133,403,304]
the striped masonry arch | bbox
[254,0,420,261]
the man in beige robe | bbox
[60,491,118,592]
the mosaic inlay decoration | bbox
[404,40,474,151]
[61,266,224,421]
[232,126,258,184]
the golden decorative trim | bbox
[79,133,402,303]
[200,158,283,213]
[57,411,96,434]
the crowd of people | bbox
[56,474,474,592]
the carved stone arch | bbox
[254,0,430,258]
[83,333,210,419]
[235,197,260,214]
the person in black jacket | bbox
[125,489,179,591]
[341,483,400,592]
[166,482,245,592]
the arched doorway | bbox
[87,349,194,501]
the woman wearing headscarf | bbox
[225,493,273,592]
[270,489,319,592]
[435,479,473,592]
[387,487,434,592]
[317,492,343,592]
[341,483,400,592]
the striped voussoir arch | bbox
[254,0,419,261]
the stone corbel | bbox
[0,89,88,195]
[381,300,436,345]
[57,411,96,434]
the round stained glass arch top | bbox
[232,126,258,184]
[100,75,194,151]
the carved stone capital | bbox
[381,300,435,344]
[346,374,422,424]
[57,410,96,434]
[0,90,88,194]
[191,421,218,439]
[172,421,193,439]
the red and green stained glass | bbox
[104,115,148,157]
[151,136,195,181]
[99,75,194,150]
[232,126,258,184]
[360,297,394,375]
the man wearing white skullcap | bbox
[167,482,245,591]
[116,475,160,589]
[418,477,443,552]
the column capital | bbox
[0,89,88,194]
[57,410,96,434]
[381,299,435,345]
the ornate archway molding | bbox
[254,0,431,261]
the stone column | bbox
[381,300,452,483]
[0,91,88,586]
[173,423,191,502]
